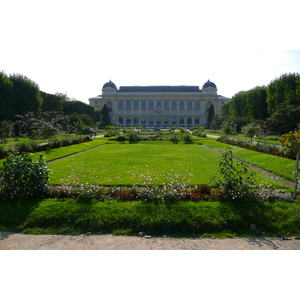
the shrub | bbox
[125,131,140,144]
[182,133,194,144]
[212,148,256,201]
[104,128,120,137]
[116,135,127,142]
[0,144,7,159]
[14,140,39,153]
[169,133,180,144]
[0,153,50,199]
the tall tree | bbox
[0,71,14,121]
[267,73,300,115]
[63,100,95,122]
[207,104,214,128]
[100,104,111,128]
[264,104,300,134]
[9,73,42,116]
[40,91,64,112]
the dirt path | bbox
[1,232,299,250]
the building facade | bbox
[89,80,230,128]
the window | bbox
[195,117,200,124]
[164,101,169,110]
[126,117,131,125]
[134,117,138,124]
[156,117,161,125]
[119,117,123,124]
[187,117,192,125]
[179,100,185,110]
[148,117,154,125]
[156,100,162,108]
[126,100,131,110]
[172,101,177,110]
[118,100,124,110]
[141,117,146,124]
[95,101,99,105]
[195,100,200,110]
[149,100,154,110]
[187,101,192,110]
[141,100,146,110]
[172,117,177,124]
[164,117,169,124]
[134,100,139,110]
[179,117,184,125]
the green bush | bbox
[212,148,256,201]
[169,133,180,144]
[125,131,140,144]
[14,140,39,152]
[116,135,127,142]
[182,133,194,144]
[0,153,50,199]
[0,144,7,159]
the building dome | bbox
[202,80,217,89]
[103,80,117,90]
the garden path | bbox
[1,232,299,250]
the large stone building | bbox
[89,79,230,128]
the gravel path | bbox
[1,232,299,250]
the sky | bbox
[1,0,300,104]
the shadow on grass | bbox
[0,198,42,232]
[1,197,299,237]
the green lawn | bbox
[1,198,299,237]
[0,138,110,167]
[201,139,295,182]
[48,142,288,188]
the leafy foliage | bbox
[279,130,300,200]
[241,123,259,143]
[267,73,300,115]
[9,73,42,116]
[99,104,111,128]
[0,153,50,199]
[207,104,215,128]
[212,148,256,201]
[221,121,236,137]
[265,104,300,134]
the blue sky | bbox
[1,0,299,103]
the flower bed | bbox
[217,136,296,160]
[0,136,92,159]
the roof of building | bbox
[103,80,117,89]
[202,80,217,89]
[118,86,201,93]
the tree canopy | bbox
[267,73,300,115]
[9,73,43,117]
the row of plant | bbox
[0,135,92,159]
[217,136,296,159]
[113,131,204,144]
[48,183,292,204]
[103,126,206,143]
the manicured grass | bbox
[201,139,296,182]
[32,138,110,162]
[1,198,299,237]
[0,138,110,167]
[48,143,286,188]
